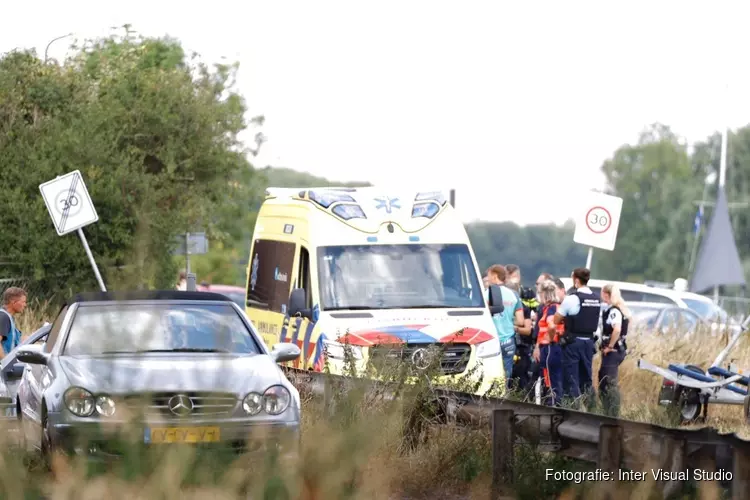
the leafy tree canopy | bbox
[0,28,259,298]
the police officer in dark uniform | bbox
[552,268,601,407]
[598,283,630,416]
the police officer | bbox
[552,268,601,407]
[598,283,631,417]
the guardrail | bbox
[284,368,750,500]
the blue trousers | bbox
[562,337,595,401]
[540,343,563,406]
[500,338,516,385]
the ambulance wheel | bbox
[677,365,705,424]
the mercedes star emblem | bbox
[411,348,432,370]
[168,394,194,416]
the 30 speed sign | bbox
[573,192,623,251]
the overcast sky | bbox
[3,1,749,225]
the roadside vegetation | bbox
[0,305,742,499]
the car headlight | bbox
[263,385,291,415]
[95,395,116,417]
[64,387,95,417]
[476,337,500,358]
[242,392,263,415]
[323,340,363,360]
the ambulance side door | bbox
[282,245,316,369]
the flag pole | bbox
[713,100,729,304]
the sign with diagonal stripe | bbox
[39,170,99,236]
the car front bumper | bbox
[46,413,300,460]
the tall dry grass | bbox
[0,305,744,499]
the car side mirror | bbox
[288,288,312,319]
[270,342,301,363]
[16,347,48,366]
[488,285,504,316]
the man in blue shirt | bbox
[553,268,601,407]
[485,265,525,386]
[0,287,27,359]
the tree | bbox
[595,124,701,282]
[466,220,587,283]
[0,28,258,298]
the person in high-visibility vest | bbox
[532,280,565,406]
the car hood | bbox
[58,354,284,395]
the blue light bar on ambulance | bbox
[308,190,356,208]
[412,202,440,219]
[415,191,447,205]
[332,203,366,220]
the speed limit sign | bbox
[573,192,623,251]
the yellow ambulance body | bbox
[244,187,504,395]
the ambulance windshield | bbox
[317,244,484,310]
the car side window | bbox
[620,290,644,302]
[44,306,68,353]
[642,293,676,304]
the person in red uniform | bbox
[532,280,564,406]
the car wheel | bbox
[40,408,53,469]
[16,400,27,451]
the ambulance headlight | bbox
[477,337,500,358]
[323,340,363,360]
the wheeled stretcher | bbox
[637,315,750,424]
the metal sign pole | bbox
[77,228,106,292]
[185,231,190,275]
[585,247,593,270]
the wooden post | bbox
[659,435,686,498]
[598,424,622,499]
[733,444,750,500]
[491,409,515,499]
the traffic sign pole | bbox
[585,247,593,270]
[78,228,106,292]
[40,170,106,292]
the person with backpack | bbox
[485,265,525,386]
[598,283,631,416]
[532,280,565,406]
[0,287,27,359]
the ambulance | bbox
[244,187,504,394]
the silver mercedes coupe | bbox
[15,290,302,461]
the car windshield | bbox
[630,307,663,328]
[681,298,716,320]
[63,303,261,355]
[317,243,484,310]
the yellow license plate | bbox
[148,426,221,444]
